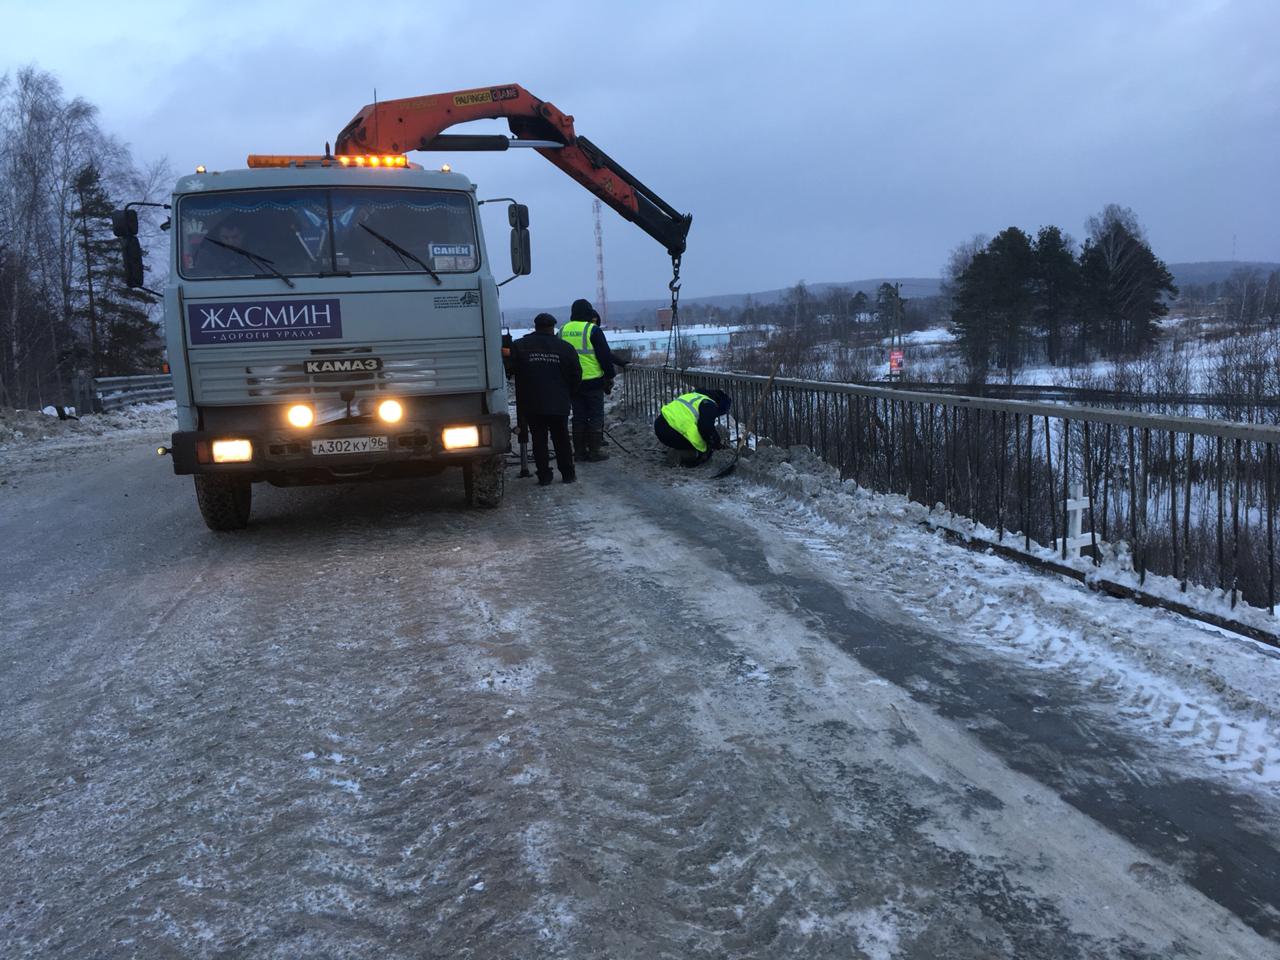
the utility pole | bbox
[896,282,904,348]
[593,199,608,324]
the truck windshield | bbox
[180,187,479,279]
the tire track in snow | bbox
[3,476,562,957]
[564,466,1275,957]
[754,487,1279,790]
[5,438,1279,957]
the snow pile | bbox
[0,401,177,451]
[611,395,1279,791]
[727,440,1280,786]
[736,439,1280,642]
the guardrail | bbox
[624,366,1280,642]
[72,374,174,413]
[880,380,1280,414]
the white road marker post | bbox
[1056,482,1093,561]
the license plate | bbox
[311,436,389,456]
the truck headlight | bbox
[286,404,314,428]
[377,399,403,423]
[442,426,480,450]
[212,439,253,463]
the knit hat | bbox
[704,389,732,416]
[533,312,556,329]
[570,298,594,321]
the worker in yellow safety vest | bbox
[655,389,733,466]
[560,298,621,462]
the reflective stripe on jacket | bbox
[560,320,603,381]
[660,392,713,452]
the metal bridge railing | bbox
[625,366,1280,626]
[883,380,1280,414]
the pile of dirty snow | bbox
[0,403,178,488]
[608,398,1280,791]
[734,439,1280,644]
[726,440,1280,759]
[0,401,177,451]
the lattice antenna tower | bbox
[593,199,608,324]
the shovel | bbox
[713,363,780,479]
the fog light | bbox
[286,404,314,428]
[442,425,480,450]
[212,439,253,463]
[377,399,403,423]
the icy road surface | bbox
[2,417,1279,959]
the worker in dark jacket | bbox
[560,298,616,462]
[655,389,733,466]
[512,313,582,484]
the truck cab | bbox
[139,156,525,529]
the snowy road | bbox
[2,419,1279,958]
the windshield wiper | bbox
[203,236,295,288]
[359,223,442,284]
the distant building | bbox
[730,325,770,347]
[604,325,741,358]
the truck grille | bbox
[189,340,485,403]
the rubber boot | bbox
[572,425,587,461]
[585,426,610,462]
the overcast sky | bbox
[4,0,1277,308]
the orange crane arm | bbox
[334,83,691,257]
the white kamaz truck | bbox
[114,84,690,531]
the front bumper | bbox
[169,414,510,478]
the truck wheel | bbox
[464,455,505,508]
[194,475,252,530]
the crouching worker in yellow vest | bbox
[654,389,733,467]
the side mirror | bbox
[509,203,531,276]
[113,207,144,286]
[111,208,139,238]
[510,227,531,276]
[122,236,145,288]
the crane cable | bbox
[663,254,682,369]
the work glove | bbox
[603,378,615,395]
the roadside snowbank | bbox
[0,401,176,451]
[722,440,1279,790]
[735,440,1280,645]
[608,401,1279,794]
[0,402,177,487]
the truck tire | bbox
[464,455,505,508]
[194,475,252,530]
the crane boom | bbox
[334,84,692,257]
